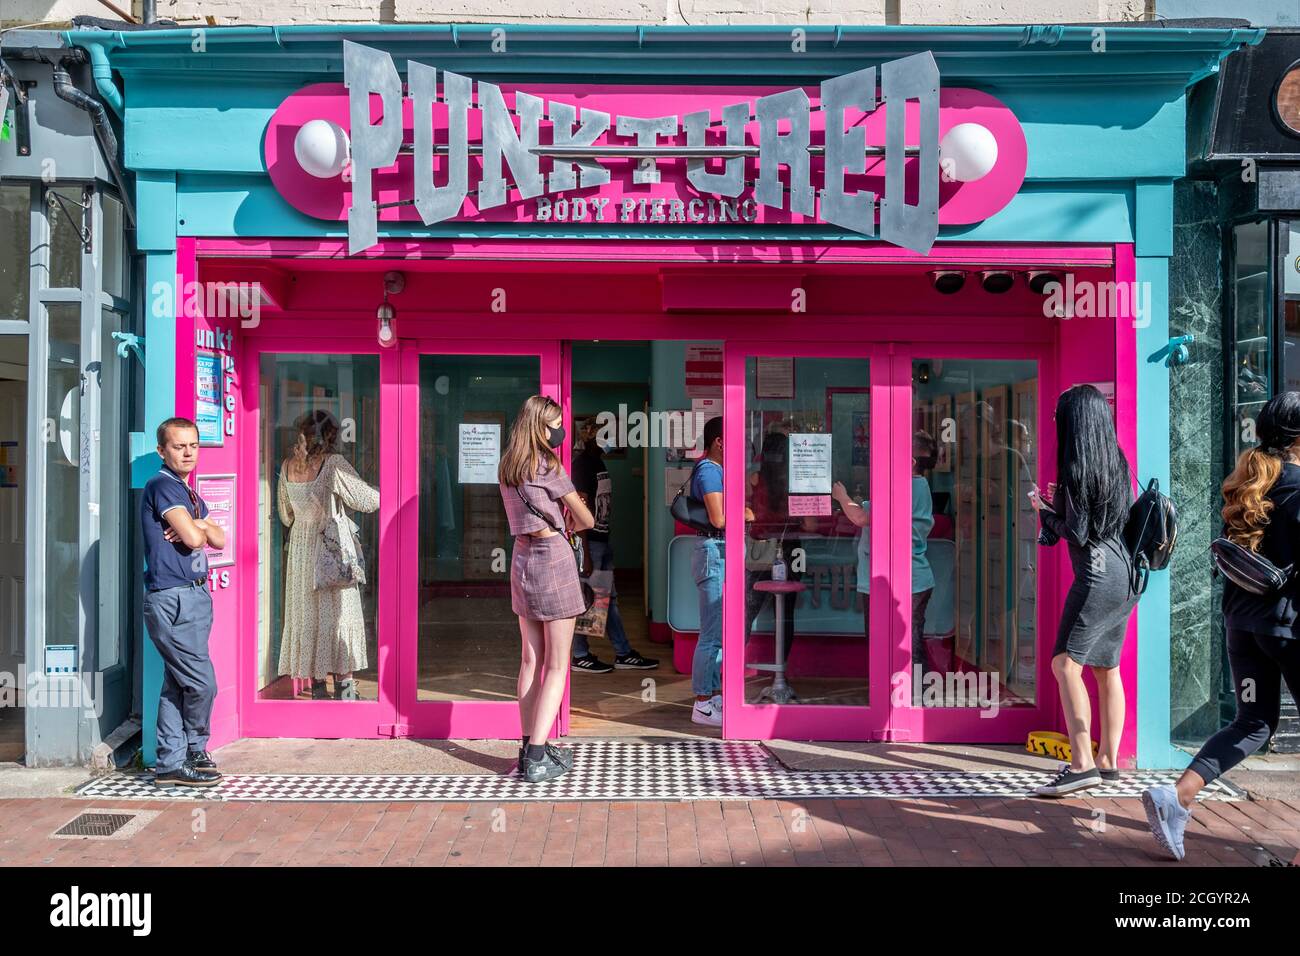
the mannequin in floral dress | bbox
[277,411,380,700]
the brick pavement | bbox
[2,795,1298,867]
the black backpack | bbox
[1123,478,1178,594]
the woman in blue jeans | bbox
[1144,392,1300,860]
[690,416,753,727]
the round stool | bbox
[750,579,806,705]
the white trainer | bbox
[1142,784,1191,861]
[691,698,722,726]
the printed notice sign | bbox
[196,474,236,568]
[459,423,500,484]
[788,433,832,494]
[195,351,223,446]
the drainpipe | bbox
[49,53,135,227]
[142,0,156,24]
[83,40,124,120]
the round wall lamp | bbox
[938,123,999,183]
[1027,271,1063,295]
[980,271,1015,294]
[376,270,405,348]
[294,119,351,179]
[930,270,966,294]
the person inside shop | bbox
[745,430,816,683]
[277,410,380,701]
[833,431,937,679]
[570,416,659,674]
[1144,392,1300,860]
[688,416,754,727]
[141,417,226,788]
[1030,384,1139,797]
[499,395,595,782]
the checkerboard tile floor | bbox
[74,740,1243,803]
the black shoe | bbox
[1033,764,1102,797]
[614,651,659,670]
[154,763,220,789]
[1098,767,1121,782]
[187,749,221,777]
[571,654,614,674]
[517,744,574,772]
[521,750,569,783]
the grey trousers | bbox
[143,583,216,773]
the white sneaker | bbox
[691,698,723,726]
[1142,785,1191,861]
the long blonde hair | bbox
[1222,448,1281,552]
[499,395,562,487]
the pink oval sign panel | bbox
[265,43,1027,255]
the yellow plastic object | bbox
[1026,731,1098,762]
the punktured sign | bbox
[266,41,1028,255]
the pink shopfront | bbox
[159,39,1152,762]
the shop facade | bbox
[1,30,138,766]
[1170,26,1300,751]
[69,22,1260,769]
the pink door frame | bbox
[195,237,1135,755]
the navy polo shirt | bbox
[141,464,209,591]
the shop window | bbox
[1284,222,1300,393]
[258,354,381,702]
[44,303,81,647]
[101,193,125,301]
[914,359,1038,708]
[1232,221,1270,458]
[416,354,540,702]
[742,356,871,707]
[97,309,128,670]
[44,186,86,290]
[1,185,30,322]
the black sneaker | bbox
[154,763,220,789]
[1098,767,1121,782]
[614,651,659,670]
[517,744,574,772]
[521,750,569,783]
[571,654,613,674]
[1033,764,1102,797]
[187,749,221,778]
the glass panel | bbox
[46,186,84,290]
[1232,221,1270,460]
[97,310,125,669]
[416,354,540,701]
[45,304,81,646]
[101,193,125,300]
[0,336,27,691]
[1284,222,1300,394]
[1,185,31,322]
[913,358,1038,708]
[742,356,871,707]
[258,354,381,701]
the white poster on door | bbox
[458,423,500,484]
[788,433,832,494]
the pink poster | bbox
[196,474,236,568]
[788,495,832,516]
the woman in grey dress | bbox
[1030,384,1139,796]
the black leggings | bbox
[1187,628,1300,785]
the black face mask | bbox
[547,426,566,449]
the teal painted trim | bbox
[1135,181,1175,258]
[1135,254,1182,770]
[140,246,179,769]
[174,177,1136,245]
[126,81,1189,182]
[135,173,178,252]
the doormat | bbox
[72,740,1242,803]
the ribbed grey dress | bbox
[1040,485,1139,669]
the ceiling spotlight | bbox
[1027,271,1063,295]
[931,270,966,294]
[980,271,1015,294]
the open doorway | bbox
[0,335,27,761]
[565,340,718,738]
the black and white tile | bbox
[74,740,1242,803]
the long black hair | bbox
[1055,384,1131,543]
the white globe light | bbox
[294,119,351,178]
[938,123,998,183]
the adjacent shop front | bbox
[71,23,1260,767]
